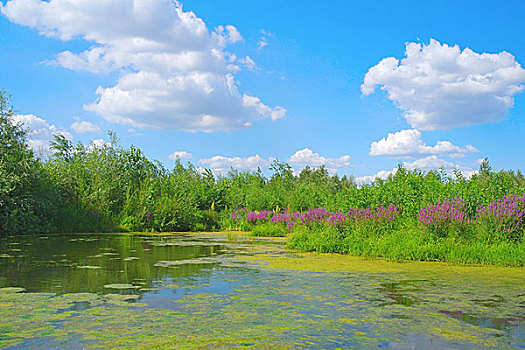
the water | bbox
[0,232,523,349]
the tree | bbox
[0,90,53,234]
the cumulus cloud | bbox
[1,0,285,132]
[356,155,476,184]
[199,154,271,174]
[403,155,460,170]
[362,39,525,130]
[287,148,352,174]
[168,150,192,160]
[355,169,398,184]
[88,138,111,150]
[71,120,100,133]
[370,129,478,158]
[11,114,72,156]
[404,155,477,178]
[198,148,353,175]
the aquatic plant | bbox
[475,194,525,242]
[418,198,471,238]
[327,211,347,227]
[251,223,288,237]
[227,207,251,231]
[246,210,274,224]
[267,205,399,235]
[270,211,301,230]
[346,205,400,238]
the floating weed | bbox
[153,258,218,268]
[122,257,140,261]
[76,265,102,269]
[103,284,141,290]
[103,294,146,307]
[0,287,25,293]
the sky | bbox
[1,0,524,181]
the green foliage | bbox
[251,223,288,237]
[0,90,57,234]
[289,224,525,266]
[288,224,349,253]
[1,89,524,249]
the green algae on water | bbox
[0,232,523,349]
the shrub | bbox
[197,210,220,231]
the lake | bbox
[0,232,523,349]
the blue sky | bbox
[1,0,524,181]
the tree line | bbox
[1,90,524,235]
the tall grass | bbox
[284,197,525,266]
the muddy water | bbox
[0,233,523,349]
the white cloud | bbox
[198,148,353,175]
[287,148,352,174]
[356,168,398,184]
[88,138,111,150]
[258,29,273,50]
[168,150,192,160]
[11,114,72,156]
[215,24,243,44]
[1,0,285,132]
[460,170,479,179]
[370,129,478,158]
[475,158,486,165]
[356,155,480,184]
[403,155,460,170]
[199,154,271,174]
[362,39,525,130]
[71,120,100,133]
[403,156,477,179]
[238,56,256,70]
[55,47,114,74]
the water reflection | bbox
[0,234,225,294]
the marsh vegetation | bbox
[1,90,525,266]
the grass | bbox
[251,223,288,237]
[287,225,525,267]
